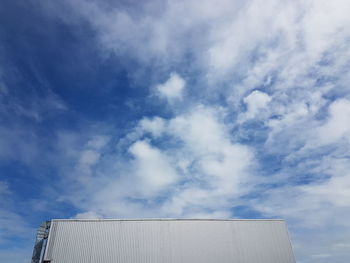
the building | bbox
[32,219,296,263]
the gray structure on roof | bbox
[33,219,296,263]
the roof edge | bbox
[51,218,286,222]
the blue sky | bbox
[1,0,350,262]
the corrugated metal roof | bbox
[44,219,295,263]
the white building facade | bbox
[32,219,296,263]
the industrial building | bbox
[32,219,296,263]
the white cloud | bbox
[79,150,100,167]
[139,116,166,137]
[168,106,228,153]
[318,99,350,145]
[73,211,102,219]
[129,140,178,196]
[333,243,350,249]
[310,254,331,259]
[241,90,271,120]
[300,158,350,208]
[86,135,110,149]
[62,105,255,219]
[74,135,111,179]
[155,72,185,101]
[249,156,350,262]
[167,106,254,195]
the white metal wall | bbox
[44,219,295,263]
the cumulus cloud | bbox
[162,106,255,216]
[155,72,185,101]
[139,116,166,137]
[66,105,255,219]
[240,90,271,121]
[129,140,178,196]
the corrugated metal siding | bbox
[44,219,295,263]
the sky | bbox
[0,0,350,262]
